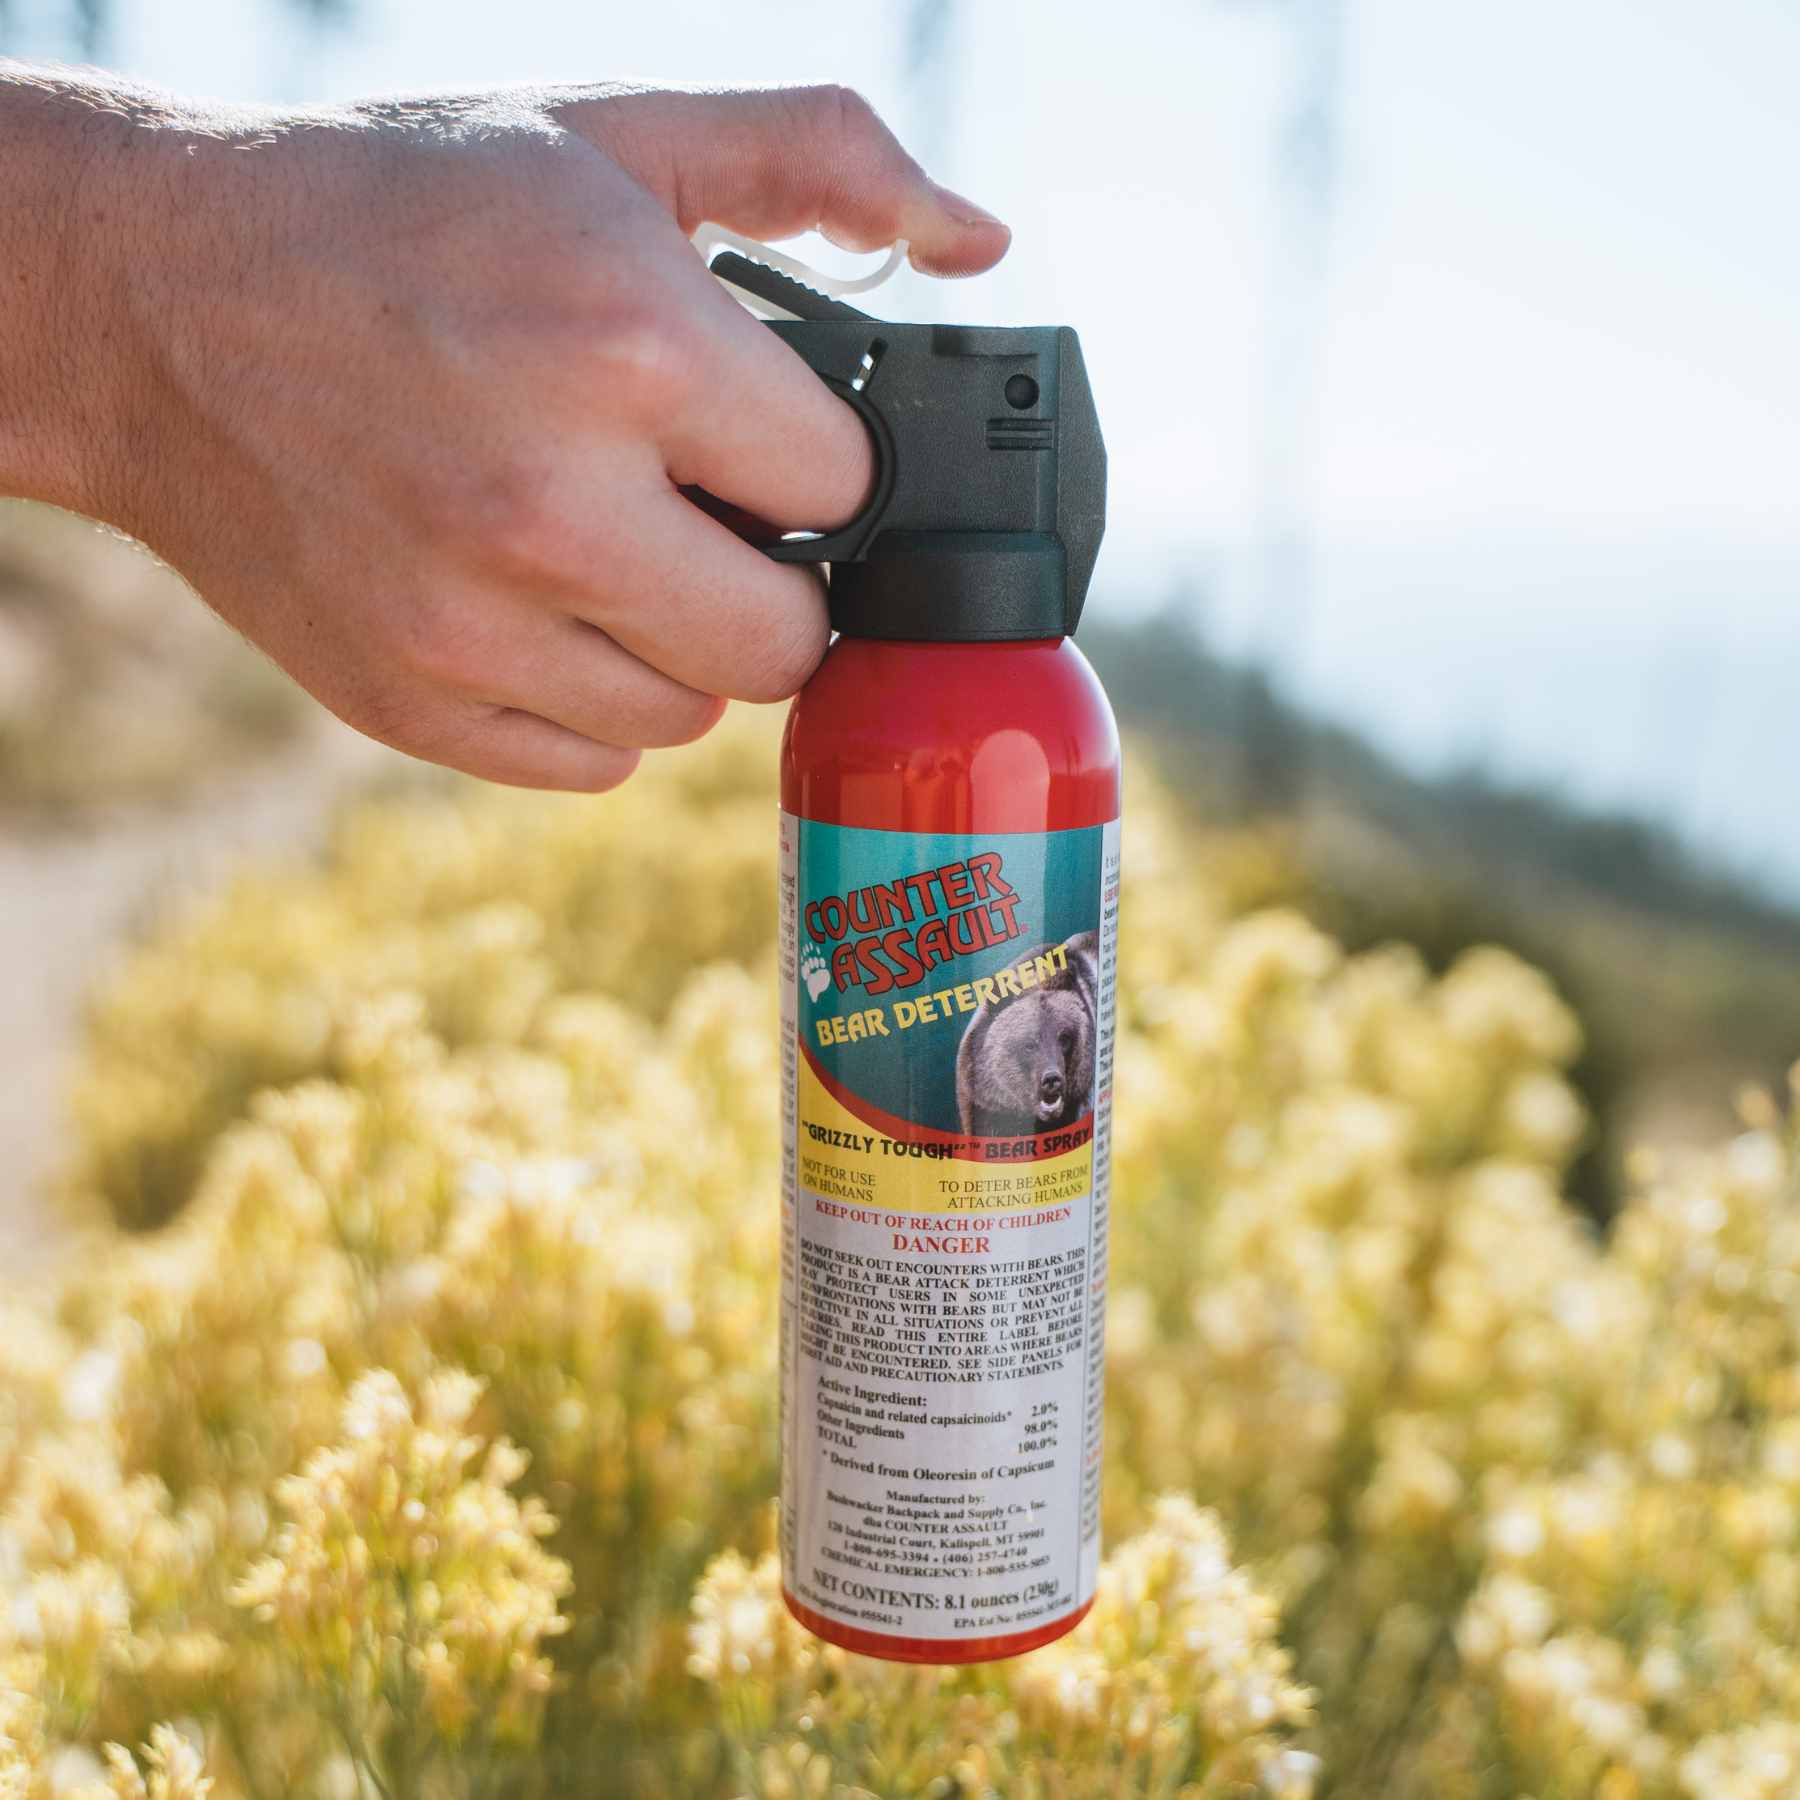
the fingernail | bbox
[934,184,1007,230]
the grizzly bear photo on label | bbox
[954,931,1100,1137]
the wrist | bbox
[0,78,111,510]
[0,70,209,526]
[0,75,147,518]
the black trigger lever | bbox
[706,250,876,324]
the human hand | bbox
[8,77,1009,788]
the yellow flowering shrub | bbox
[1,711,1796,1796]
[230,1369,570,1781]
[4,1675,209,1798]
[686,1495,1316,1799]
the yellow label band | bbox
[798,1053,1092,1214]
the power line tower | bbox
[0,0,354,68]
[1237,0,1346,815]
[0,0,103,56]
[902,0,958,177]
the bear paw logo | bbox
[800,943,832,1003]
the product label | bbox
[778,812,1119,1645]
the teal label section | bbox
[797,821,1104,1138]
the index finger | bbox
[655,244,879,533]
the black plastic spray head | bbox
[708,248,1106,643]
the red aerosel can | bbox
[781,636,1118,1662]
[716,247,1118,1663]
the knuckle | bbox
[569,744,642,793]
[440,456,585,588]
[385,591,501,692]
[643,689,727,749]
[811,84,906,183]
[779,85,909,220]
[734,615,825,703]
[815,82,881,140]
[341,681,439,757]
[588,301,696,411]
[486,736,640,794]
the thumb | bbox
[563,84,1011,277]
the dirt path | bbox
[0,716,395,1274]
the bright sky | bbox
[27,0,1800,881]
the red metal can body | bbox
[783,637,1121,839]
[780,636,1121,1664]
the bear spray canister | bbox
[704,239,1117,1662]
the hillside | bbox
[1083,608,1800,1216]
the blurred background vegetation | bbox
[0,506,304,822]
